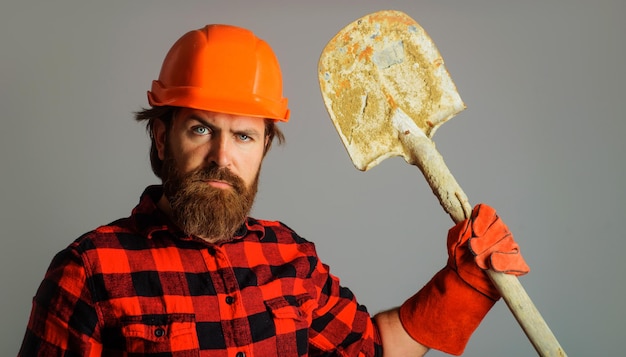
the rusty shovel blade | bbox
[318,10,466,171]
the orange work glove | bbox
[399,204,529,355]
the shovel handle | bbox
[397,127,567,357]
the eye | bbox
[191,125,210,136]
[237,134,251,142]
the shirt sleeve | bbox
[18,245,103,356]
[307,256,383,356]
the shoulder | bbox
[41,217,143,284]
[69,216,137,253]
[40,218,131,284]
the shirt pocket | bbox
[265,293,315,326]
[121,313,199,354]
[264,294,315,355]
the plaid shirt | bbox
[19,186,382,356]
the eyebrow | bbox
[188,115,215,129]
[188,114,263,138]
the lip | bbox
[205,180,233,189]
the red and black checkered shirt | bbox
[19,186,382,356]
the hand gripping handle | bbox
[393,111,567,357]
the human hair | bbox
[134,106,285,179]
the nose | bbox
[208,134,231,168]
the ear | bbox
[153,118,167,161]
[263,134,271,156]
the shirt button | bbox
[154,327,165,337]
[225,296,235,305]
[236,352,245,357]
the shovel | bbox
[318,10,566,357]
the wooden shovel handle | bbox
[398,129,567,357]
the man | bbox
[19,24,529,356]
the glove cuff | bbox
[399,267,497,355]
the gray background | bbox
[1,1,624,355]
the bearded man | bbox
[19,24,529,356]
[137,105,274,242]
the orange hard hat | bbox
[148,24,290,122]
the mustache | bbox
[189,164,245,191]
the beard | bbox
[161,149,259,243]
